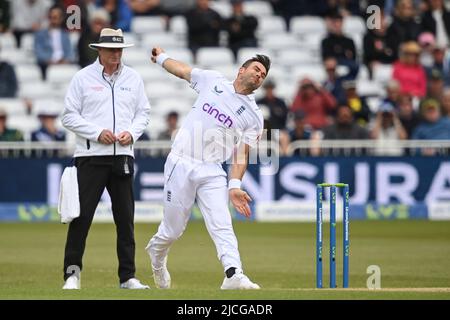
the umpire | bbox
[61,28,151,289]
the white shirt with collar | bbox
[62,59,151,158]
[171,68,264,163]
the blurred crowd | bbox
[0,0,450,156]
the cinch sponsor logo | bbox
[202,103,233,128]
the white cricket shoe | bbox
[220,269,260,290]
[62,274,80,290]
[120,278,150,289]
[146,245,171,289]
[152,257,171,289]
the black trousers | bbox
[63,156,136,283]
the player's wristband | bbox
[156,53,170,66]
[228,179,242,190]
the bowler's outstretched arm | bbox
[151,47,192,82]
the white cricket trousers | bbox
[147,152,242,271]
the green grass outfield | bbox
[0,221,449,299]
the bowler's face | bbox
[239,62,267,91]
[98,47,123,65]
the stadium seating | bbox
[209,1,232,18]
[292,64,327,83]
[197,47,235,67]
[257,16,286,38]
[343,16,367,36]
[123,48,151,66]
[237,47,274,65]
[15,65,42,84]
[19,82,54,100]
[0,98,27,116]
[164,48,194,64]
[141,32,184,49]
[169,16,188,39]
[356,80,385,97]
[372,64,393,84]
[131,16,167,34]
[278,49,320,67]
[7,115,40,140]
[243,1,274,17]
[20,34,35,52]
[1,48,35,65]
[261,33,301,51]
[290,16,327,38]
[0,33,16,49]
[47,65,80,85]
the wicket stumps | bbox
[316,183,349,288]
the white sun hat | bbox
[89,28,134,50]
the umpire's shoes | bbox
[120,278,150,289]
[152,257,171,289]
[62,274,80,290]
[220,269,260,290]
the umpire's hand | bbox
[98,129,117,145]
[229,189,252,218]
[117,131,133,146]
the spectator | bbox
[384,79,402,108]
[157,111,179,141]
[412,97,450,155]
[256,79,289,129]
[323,57,359,103]
[29,105,66,158]
[34,5,75,80]
[321,10,357,62]
[427,68,445,100]
[363,11,397,75]
[398,93,421,138]
[0,109,24,141]
[421,0,450,49]
[325,0,361,17]
[185,0,222,56]
[77,9,111,68]
[225,0,258,60]
[386,0,422,58]
[425,45,450,86]
[441,88,450,118]
[321,105,371,155]
[291,78,337,130]
[418,31,436,67]
[31,109,66,142]
[341,80,372,126]
[280,111,312,156]
[161,0,196,17]
[97,0,133,32]
[128,0,164,16]
[0,46,18,97]
[0,0,10,32]
[413,97,450,139]
[392,41,427,98]
[11,0,49,48]
[269,0,311,30]
[148,110,177,156]
[370,101,408,155]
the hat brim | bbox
[89,43,134,50]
